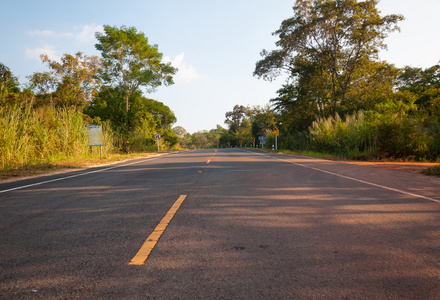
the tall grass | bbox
[309,111,376,157]
[306,109,439,161]
[0,104,115,169]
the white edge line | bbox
[0,154,171,194]
[242,149,440,204]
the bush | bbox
[364,99,430,160]
[281,131,313,151]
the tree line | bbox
[1,25,181,168]
[2,1,440,164]
[217,0,440,160]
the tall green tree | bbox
[254,0,403,112]
[95,25,177,114]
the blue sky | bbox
[1,0,439,133]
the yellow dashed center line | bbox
[129,195,187,265]
[207,159,211,164]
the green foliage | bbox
[143,98,177,130]
[251,105,276,138]
[280,131,313,151]
[182,126,226,149]
[89,25,178,151]
[1,25,181,171]
[28,52,102,108]
[0,63,21,105]
[255,0,403,112]
[95,25,177,113]
[310,111,375,156]
[307,96,438,160]
[224,105,247,132]
[220,104,277,147]
[173,126,187,140]
[0,104,115,170]
[250,1,440,161]
[397,64,440,115]
[84,88,179,151]
[254,0,408,152]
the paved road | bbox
[1,149,439,299]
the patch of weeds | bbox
[420,165,440,177]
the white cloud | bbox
[164,53,200,83]
[75,23,103,43]
[27,23,103,44]
[27,29,56,37]
[27,29,73,39]
[25,45,60,62]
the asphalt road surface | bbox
[1,149,439,299]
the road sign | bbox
[87,124,103,158]
[271,130,279,150]
[259,136,267,144]
[87,125,103,146]
[154,134,161,152]
[252,138,255,142]
[239,140,242,144]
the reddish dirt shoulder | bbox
[342,161,439,173]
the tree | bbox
[251,105,277,138]
[86,89,176,132]
[396,64,440,113]
[0,63,20,104]
[225,105,247,132]
[143,99,177,130]
[254,0,403,113]
[95,25,177,114]
[206,127,223,146]
[28,52,101,107]
[0,63,19,93]
[173,126,187,139]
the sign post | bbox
[259,136,267,149]
[252,137,255,148]
[155,134,161,152]
[87,124,103,158]
[272,130,280,151]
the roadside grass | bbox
[0,151,169,182]
[266,148,349,161]
[0,104,187,182]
